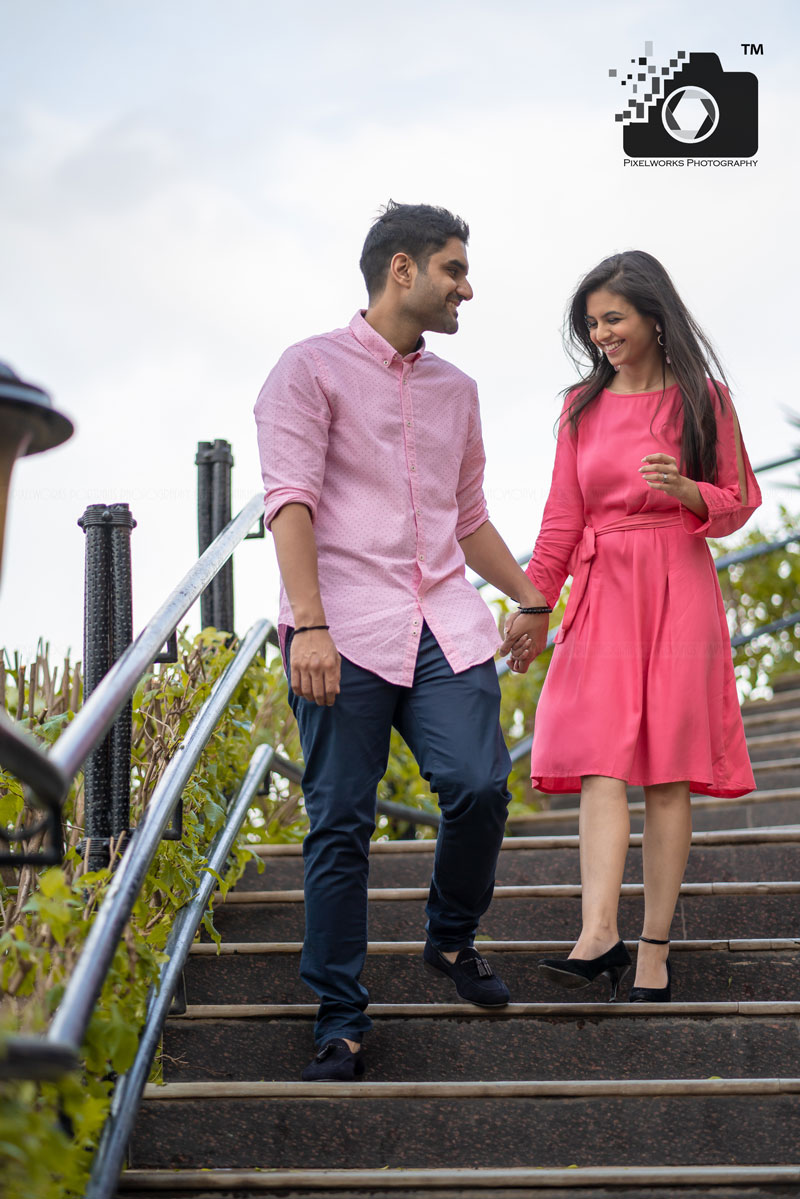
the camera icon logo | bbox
[662,86,719,144]
[612,46,758,158]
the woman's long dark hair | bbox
[563,250,728,483]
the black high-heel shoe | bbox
[538,939,631,1002]
[629,936,672,1003]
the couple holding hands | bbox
[254,201,760,1082]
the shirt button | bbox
[418,554,425,562]
[406,420,412,427]
[410,465,416,472]
[416,508,421,515]
[383,359,389,366]
[413,619,419,625]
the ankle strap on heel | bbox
[639,935,670,944]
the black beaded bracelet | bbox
[517,606,551,615]
[293,625,330,634]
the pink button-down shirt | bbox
[254,311,501,686]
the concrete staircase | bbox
[118,675,800,1197]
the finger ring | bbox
[662,472,668,482]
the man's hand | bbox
[291,628,341,706]
[499,611,549,673]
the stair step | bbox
[129,1077,800,1171]
[742,710,800,734]
[507,788,800,835]
[742,688,800,713]
[161,1006,800,1083]
[217,882,800,903]
[116,1163,800,1196]
[183,939,800,1005]
[174,1000,800,1017]
[208,883,800,942]
[252,826,800,858]
[768,672,800,693]
[243,828,800,890]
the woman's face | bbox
[584,288,660,372]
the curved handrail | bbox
[50,493,264,783]
[85,742,278,1198]
[46,618,270,1061]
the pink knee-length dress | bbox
[526,381,761,798]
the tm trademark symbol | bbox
[741,43,764,54]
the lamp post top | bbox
[0,360,74,454]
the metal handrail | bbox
[44,618,270,1066]
[0,492,266,870]
[754,452,800,474]
[49,493,264,783]
[1,618,271,1082]
[713,533,800,571]
[86,742,278,1198]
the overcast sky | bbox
[1,0,798,662]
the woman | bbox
[505,250,761,1002]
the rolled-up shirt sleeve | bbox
[525,402,585,611]
[681,382,762,539]
[254,344,332,529]
[455,386,490,540]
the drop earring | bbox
[656,324,671,365]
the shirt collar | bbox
[349,310,425,366]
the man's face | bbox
[406,237,473,335]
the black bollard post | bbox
[196,442,214,630]
[196,440,234,634]
[78,503,136,869]
[107,506,136,841]
[211,441,234,635]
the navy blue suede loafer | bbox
[301,1037,365,1082]
[423,940,510,1007]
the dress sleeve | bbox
[253,343,332,530]
[524,396,586,610]
[681,381,762,539]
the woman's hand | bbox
[640,454,690,501]
[500,610,549,673]
[640,453,709,519]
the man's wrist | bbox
[292,606,327,628]
[515,579,549,609]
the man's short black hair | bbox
[359,200,469,301]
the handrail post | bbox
[196,439,235,634]
[77,503,136,869]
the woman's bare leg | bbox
[636,780,692,988]
[570,775,630,959]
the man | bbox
[254,201,550,1081]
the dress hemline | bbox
[531,773,755,800]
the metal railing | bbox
[0,491,271,1080]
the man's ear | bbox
[389,251,415,290]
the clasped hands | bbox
[500,610,549,674]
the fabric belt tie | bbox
[556,511,684,644]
